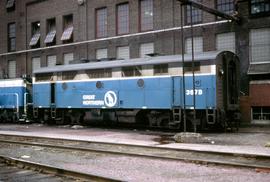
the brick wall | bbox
[250,83,270,106]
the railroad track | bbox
[0,134,269,172]
[0,155,120,182]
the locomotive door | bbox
[50,82,55,105]
[223,57,239,109]
[50,82,56,119]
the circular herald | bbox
[104,91,117,107]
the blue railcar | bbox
[0,78,30,122]
[32,51,240,130]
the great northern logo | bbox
[104,91,117,107]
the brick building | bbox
[0,0,269,124]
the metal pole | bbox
[190,4,197,133]
[180,4,187,132]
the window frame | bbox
[96,7,108,38]
[29,21,41,48]
[216,0,235,17]
[61,14,73,43]
[249,0,270,17]
[116,2,130,35]
[45,18,56,45]
[139,0,154,32]
[185,0,202,25]
[8,22,16,52]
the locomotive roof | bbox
[33,50,233,74]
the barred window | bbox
[186,0,202,24]
[122,66,142,77]
[250,0,270,15]
[140,42,154,58]
[216,32,235,53]
[140,0,153,31]
[217,0,235,15]
[183,62,201,72]
[86,69,112,78]
[62,71,77,80]
[96,8,108,38]
[117,46,130,59]
[8,23,16,52]
[35,73,53,82]
[250,28,270,63]
[96,48,108,59]
[117,3,129,35]
[185,37,203,54]
[154,64,168,75]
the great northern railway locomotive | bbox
[0,51,240,130]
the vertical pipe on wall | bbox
[180,4,186,132]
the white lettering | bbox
[186,89,203,96]
[83,100,104,106]
[83,95,95,100]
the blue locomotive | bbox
[0,78,31,122]
[30,50,240,130]
[0,51,240,130]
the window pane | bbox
[117,46,130,59]
[64,53,74,65]
[250,28,270,63]
[96,48,108,59]
[186,0,202,24]
[140,0,153,31]
[8,60,16,78]
[140,42,154,57]
[251,0,270,15]
[217,0,234,15]
[47,55,57,67]
[216,32,235,52]
[96,8,108,38]
[117,3,129,35]
[185,37,203,53]
[32,57,41,72]
[61,27,73,41]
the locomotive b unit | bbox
[30,50,240,130]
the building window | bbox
[140,0,153,31]
[216,0,235,15]
[140,42,154,58]
[32,57,41,72]
[117,46,130,60]
[61,14,73,43]
[45,18,56,46]
[252,107,270,123]
[122,66,142,77]
[185,37,203,54]
[183,62,201,72]
[250,0,270,16]
[96,48,108,59]
[47,55,57,67]
[186,0,202,24]
[154,64,168,75]
[8,23,16,52]
[96,8,108,38]
[250,28,270,63]
[8,60,16,78]
[64,53,74,65]
[117,3,129,35]
[29,22,40,48]
[216,32,235,53]
[6,0,15,11]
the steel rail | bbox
[0,155,121,182]
[0,134,269,171]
